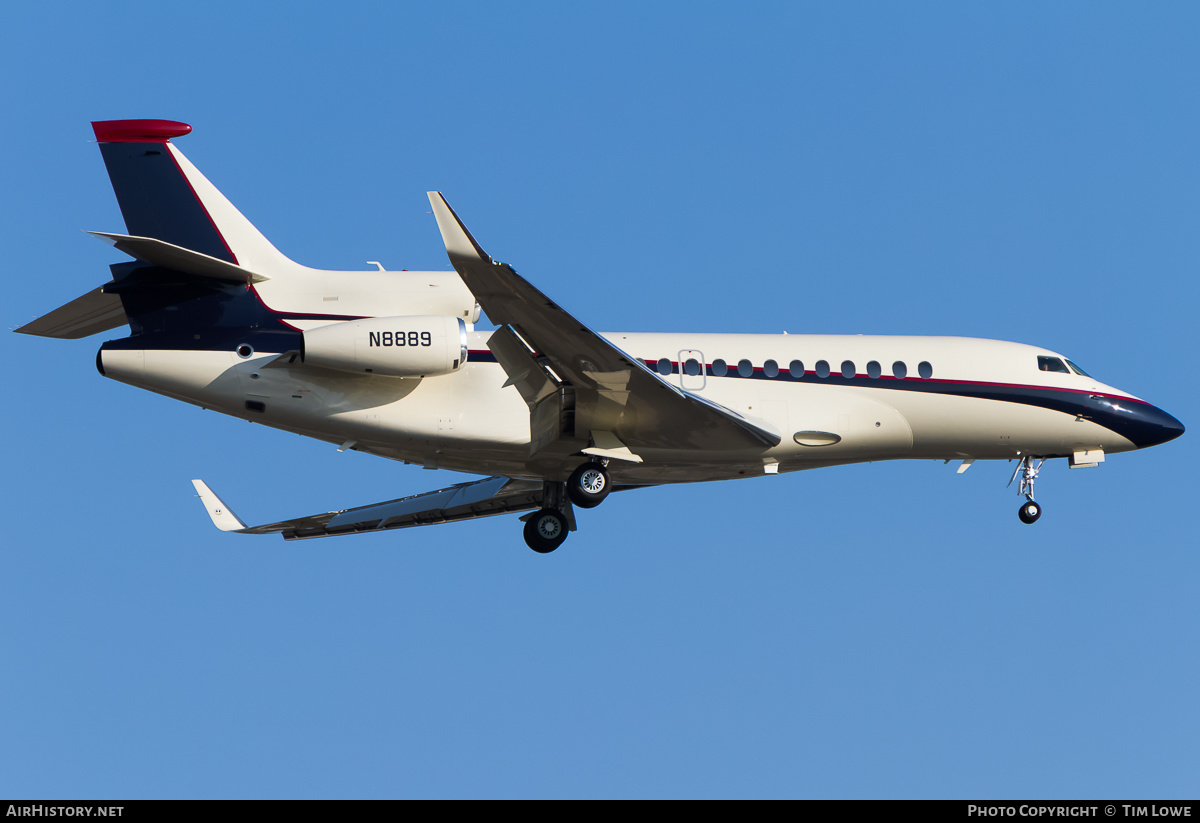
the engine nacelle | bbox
[302,316,467,378]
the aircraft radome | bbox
[17,120,1186,552]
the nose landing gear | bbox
[1009,455,1045,524]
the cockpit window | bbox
[1065,359,1091,377]
[1038,356,1069,374]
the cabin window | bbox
[1066,359,1091,377]
[789,360,804,378]
[684,358,702,376]
[657,358,672,375]
[737,359,754,377]
[918,361,933,379]
[1038,356,1070,374]
[815,360,831,378]
[892,361,907,379]
[841,360,856,378]
[764,359,779,378]
[867,360,882,378]
[712,359,728,377]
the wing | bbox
[427,193,780,458]
[192,476,545,541]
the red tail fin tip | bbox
[92,119,192,143]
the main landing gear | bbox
[523,507,569,553]
[566,462,611,509]
[522,461,612,553]
[1009,455,1045,525]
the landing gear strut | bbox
[1009,455,1045,525]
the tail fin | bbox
[92,119,297,275]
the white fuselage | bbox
[98,328,1142,485]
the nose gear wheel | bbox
[1008,456,1046,525]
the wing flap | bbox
[581,430,643,464]
[486,325,559,407]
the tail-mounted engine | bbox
[301,316,468,377]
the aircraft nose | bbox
[1086,395,1185,449]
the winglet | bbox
[427,192,491,262]
[191,479,248,532]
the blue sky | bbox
[3,2,1197,799]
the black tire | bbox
[1018,501,1042,525]
[524,508,568,553]
[567,463,610,509]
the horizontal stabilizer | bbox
[87,231,269,283]
[15,285,127,339]
[191,476,545,540]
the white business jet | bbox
[17,120,1185,552]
